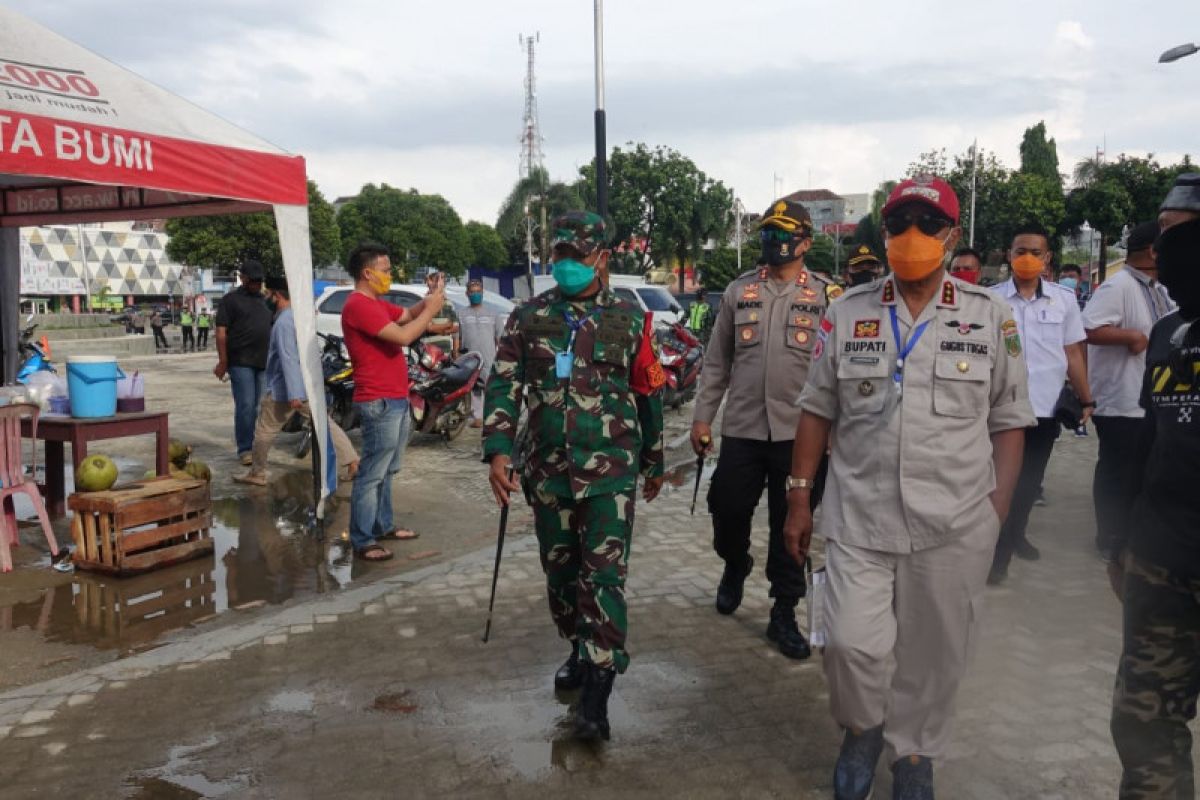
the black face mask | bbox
[847,269,877,287]
[762,238,799,268]
[1157,218,1200,321]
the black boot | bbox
[554,643,584,691]
[573,662,615,741]
[715,554,754,615]
[765,598,812,660]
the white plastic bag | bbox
[117,371,144,399]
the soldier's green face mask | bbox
[552,258,596,296]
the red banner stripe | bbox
[0,110,306,206]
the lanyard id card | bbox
[555,348,574,379]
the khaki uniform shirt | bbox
[694,266,836,441]
[799,275,1035,553]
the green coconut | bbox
[183,460,212,482]
[168,439,192,468]
[76,455,118,492]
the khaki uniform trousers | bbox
[250,394,357,479]
[823,501,998,762]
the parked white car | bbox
[315,284,515,339]
[529,274,684,325]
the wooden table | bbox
[21,411,169,519]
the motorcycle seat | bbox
[428,353,482,393]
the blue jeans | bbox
[350,398,411,550]
[229,366,266,456]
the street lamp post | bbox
[1160,43,1199,63]
[593,0,608,219]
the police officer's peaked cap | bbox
[848,244,881,267]
[550,211,610,256]
[1161,173,1200,213]
[759,198,813,235]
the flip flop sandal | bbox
[378,529,420,541]
[354,544,394,561]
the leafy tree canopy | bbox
[336,184,471,279]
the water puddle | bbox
[1,471,360,654]
[125,736,253,799]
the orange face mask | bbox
[887,229,947,281]
[368,267,391,295]
[1011,254,1045,281]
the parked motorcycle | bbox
[292,333,357,459]
[16,314,55,384]
[407,340,482,441]
[657,321,704,409]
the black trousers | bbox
[152,325,168,349]
[197,327,209,349]
[181,326,194,350]
[994,418,1059,570]
[1093,416,1144,556]
[707,435,826,601]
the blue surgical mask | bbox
[1059,277,1078,290]
[467,291,483,305]
[551,258,596,296]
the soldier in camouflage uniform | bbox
[483,211,665,742]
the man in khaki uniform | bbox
[783,177,1032,799]
[691,197,834,659]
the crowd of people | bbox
[199,172,1200,799]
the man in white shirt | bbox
[989,223,1094,585]
[1082,221,1175,556]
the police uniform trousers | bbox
[531,487,636,674]
[1112,554,1200,799]
[823,500,998,761]
[707,436,826,601]
[993,417,1059,572]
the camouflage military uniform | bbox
[483,281,664,674]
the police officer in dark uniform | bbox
[691,198,832,659]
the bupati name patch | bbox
[844,340,886,353]
[939,341,989,356]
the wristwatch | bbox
[786,476,816,492]
[1080,400,1097,409]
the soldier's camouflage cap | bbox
[759,198,813,235]
[550,211,610,256]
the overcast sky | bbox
[9,1,1200,224]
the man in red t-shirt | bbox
[342,242,444,561]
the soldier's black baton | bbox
[690,435,711,515]
[482,466,515,643]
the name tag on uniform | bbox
[555,351,574,379]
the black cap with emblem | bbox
[759,198,813,236]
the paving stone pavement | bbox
[0,429,1192,798]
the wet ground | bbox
[1,428,1169,798]
[0,351,696,693]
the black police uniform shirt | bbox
[1131,310,1200,575]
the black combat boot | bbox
[715,554,754,615]
[573,662,616,741]
[765,598,812,660]
[554,642,584,691]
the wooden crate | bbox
[69,476,213,575]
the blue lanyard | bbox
[561,306,601,351]
[888,305,930,395]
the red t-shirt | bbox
[342,292,410,402]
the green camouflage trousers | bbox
[531,488,635,674]
[1112,553,1200,800]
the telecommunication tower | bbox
[518,33,544,180]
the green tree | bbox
[1019,121,1062,186]
[464,221,508,269]
[1064,177,1133,280]
[578,143,734,275]
[336,184,471,279]
[166,180,340,277]
[494,167,586,267]
[700,242,760,293]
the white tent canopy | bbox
[0,7,333,506]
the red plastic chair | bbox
[0,402,60,572]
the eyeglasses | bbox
[760,228,798,244]
[883,212,953,237]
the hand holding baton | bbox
[690,434,711,515]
